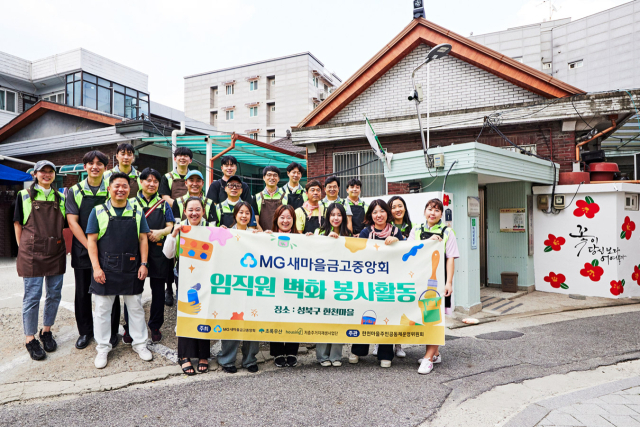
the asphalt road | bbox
[2,311,640,427]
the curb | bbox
[503,376,640,427]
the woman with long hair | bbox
[307,203,350,367]
[388,196,413,239]
[350,199,404,368]
[265,204,300,367]
[163,197,211,375]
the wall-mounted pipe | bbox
[575,116,616,163]
[209,133,237,183]
[0,155,36,166]
[171,121,186,171]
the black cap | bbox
[227,175,242,184]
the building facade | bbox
[184,52,341,143]
[469,1,640,92]
[0,48,150,128]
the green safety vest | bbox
[94,200,143,240]
[254,188,286,215]
[282,185,308,203]
[131,192,165,213]
[164,171,184,192]
[71,178,109,208]
[176,195,214,222]
[412,221,454,248]
[215,199,236,219]
[18,186,66,225]
[104,166,140,184]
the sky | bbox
[1,0,633,111]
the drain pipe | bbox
[0,155,36,166]
[171,121,186,171]
[209,133,237,183]
[575,116,616,164]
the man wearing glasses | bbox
[251,166,285,231]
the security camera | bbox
[408,90,416,101]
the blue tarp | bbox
[0,163,32,184]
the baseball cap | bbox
[185,170,204,181]
[34,160,56,172]
[227,175,242,184]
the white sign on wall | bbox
[500,208,526,232]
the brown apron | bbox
[171,178,187,200]
[258,194,285,231]
[17,198,66,278]
[129,178,139,198]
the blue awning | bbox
[0,163,32,184]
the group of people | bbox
[14,143,458,375]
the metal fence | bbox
[333,150,386,198]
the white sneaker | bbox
[380,360,392,368]
[418,358,434,374]
[320,360,332,367]
[133,345,153,361]
[348,354,359,364]
[395,345,406,358]
[372,344,379,356]
[418,354,441,364]
[95,353,108,369]
[332,360,342,367]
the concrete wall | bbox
[184,53,339,142]
[327,44,544,125]
[486,181,534,289]
[1,111,110,144]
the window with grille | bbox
[333,150,386,198]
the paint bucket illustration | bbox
[361,310,377,325]
[278,236,291,248]
[418,289,442,325]
[187,288,199,305]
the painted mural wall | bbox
[533,185,640,299]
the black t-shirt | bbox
[206,178,251,204]
[158,174,186,197]
[358,226,404,241]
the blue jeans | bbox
[22,275,64,336]
[218,340,259,368]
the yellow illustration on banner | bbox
[176,227,445,345]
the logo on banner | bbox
[240,253,257,268]
[213,325,222,333]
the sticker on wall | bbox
[443,194,451,206]
[632,265,640,286]
[543,234,565,252]
[544,272,568,289]
[620,216,636,240]
[573,196,600,219]
[610,279,625,296]
[580,259,604,282]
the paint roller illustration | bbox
[361,310,377,325]
[178,225,213,262]
[418,250,442,325]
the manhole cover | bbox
[444,335,461,341]
[475,331,524,340]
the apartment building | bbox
[0,48,150,128]
[469,0,640,92]
[184,52,341,143]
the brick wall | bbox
[307,121,575,195]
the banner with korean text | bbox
[176,226,445,345]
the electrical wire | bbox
[571,96,595,131]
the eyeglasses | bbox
[265,173,279,178]
[227,184,242,189]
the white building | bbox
[184,52,341,143]
[0,48,150,128]
[469,0,640,92]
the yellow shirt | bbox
[295,204,325,232]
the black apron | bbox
[138,195,169,279]
[301,206,325,234]
[89,207,142,296]
[285,189,305,210]
[219,204,235,228]
[349,203,366,235]
[419,226,451,309]
[71,191,107,270]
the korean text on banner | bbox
[176,227,445,345]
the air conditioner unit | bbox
[319,92,326,100]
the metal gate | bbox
[333,150,386,198]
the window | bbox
[249,106,258,117]
[125,95,137,119]
[324,84,328,92]
[83,80,97,110]
[333,150,386,198]
[269,131,276,139]
[271,106,276,112]
[312,76,319,87]
[249,133,258,140]
[226,110,234,120]
[23,95,37,111]
[250,81,258,91]
[569,60,583,69]
[271,79,276,86]
[43,92,65,104]
[226,84,234,95]
[0,90,17,112]
[626,194,639,211]
[542,62,552,70]
[512,56,523,63]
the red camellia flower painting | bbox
[621,216,636,240]
[544,272,568,289]
[443,194,450,206]
[543,234,565,252]
[632,265,640,286]
[573,197,600,219]
[610,280,625,296]
[580,260,604,282]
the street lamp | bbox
[409,43,452,170]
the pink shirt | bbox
[408,226,460,259]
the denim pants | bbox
[218,340,260,368]
[316,343,344,362]
[22,275,64,336]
